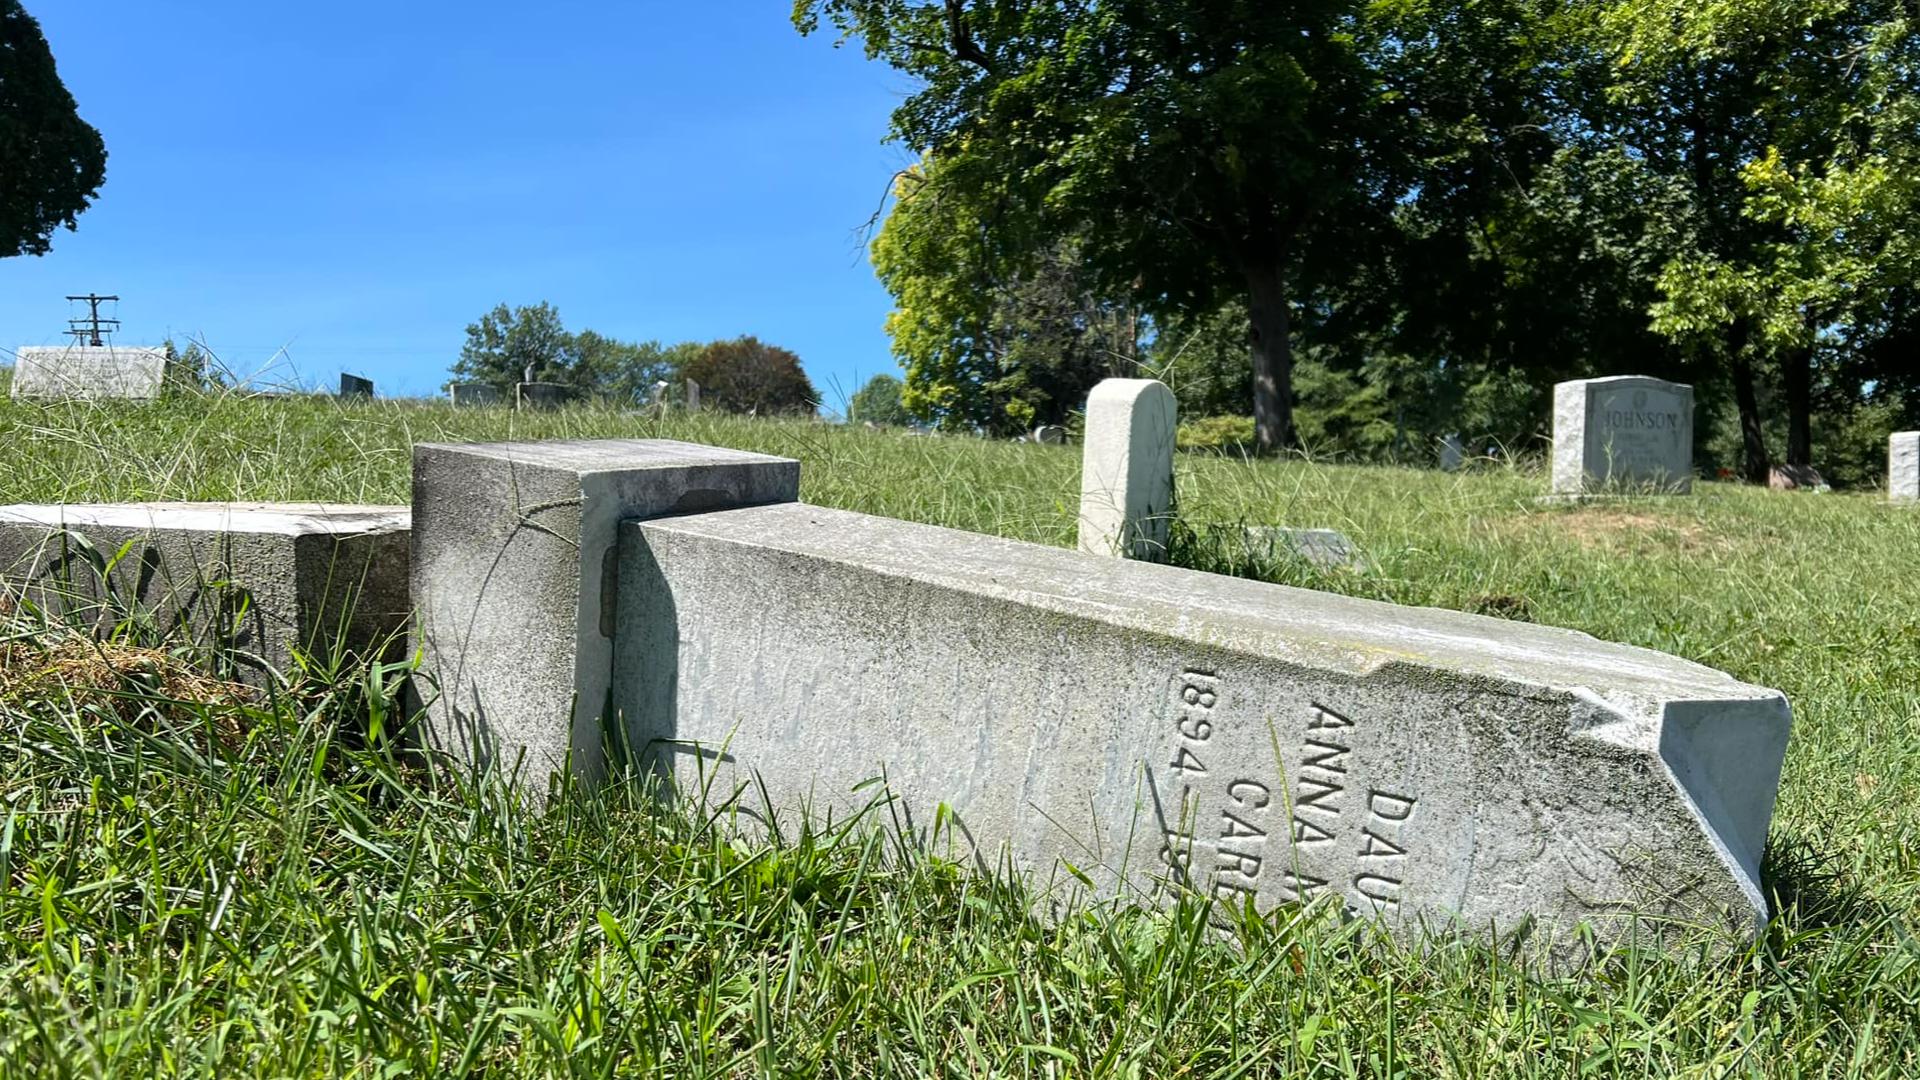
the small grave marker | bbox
[1078,379,1177,560]
[10,345,166,401]
[1551,376,1694,496]
[1891,433,1919,504]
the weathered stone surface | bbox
[1552,376,1695,496]
[613,501,1790,957]
[686,379,702,413]
[1890,433,1919,504]
[1231,526,1368,571]
[339,373,374,398]
[10,346,166,401]
[517,382,574,410]
[0,503,410,683]
[450,383,503,407]
[411,439,799,790]
[1078,379,1177,560]
[1440,434,1465,473]
[1033,425,1068,446]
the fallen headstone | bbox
[1079,378,1177,560]
[339,373,374,399]
[605,491,1790,961]
[1228,526,1368,571]
[0,502,410,684]
[1551,376,1694,496]
[10,345,167,402]
[517,381,573,410]
[1890,433,1918,504]
[411,439,799,790]
[449,383,504,407]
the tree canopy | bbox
[683,337,820,416]
[0,0,106,258]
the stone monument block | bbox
[1890,433,1919,504]
[1552,376,1695,496]
[1440,434,1465,473]
[0,503,411,684]
[1078,378,1178,560]
[686,379,702,413]
[10,346,167,401]
[411,439,799,791]
[339,373,374,398]
[613,500,1791,959]
[517,382,574,410]
[1032,425,1068,446]
[450,383,504,407]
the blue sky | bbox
[0,2,914,407]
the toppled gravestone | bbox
[1227,526,1368,571]
[609,500,1789,960]
[412,438,1793,960]
[0,502,411,683]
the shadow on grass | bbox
[1761,831,1901,937]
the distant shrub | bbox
[1178,414,1256,453]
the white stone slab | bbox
[686,379,702,413]
[1551,376,1695,495]
[1078,378,1177,560]
[411,439,799,791]
[0,502,410,683]
[10,346,167,401]
[613,501,1790,959]
[1440,434,1465,473]
[1890,433,1919,504]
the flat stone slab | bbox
[1224,526,1368,571]
[11,346,167,401]
[614,502,1790,959]
[0,502,411,683]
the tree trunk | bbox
[1729,322,1770,484]
[1245,263,1294,453]
[1784,343,1813,467]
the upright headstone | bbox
[0,502,410,684]
[1032,425,1068,445]
[1551,376,1695,496]
[1890,433,1920,504]
[339,373,374,399]
[612,492,1792,960]
[686,379,703,413]
[517,382,573,410]
[450,383,503,407]
[10,346,167,401]
[411,439,799,791]
[1439,434,1465,473]
[1078,378,1178,560]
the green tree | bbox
[849,373,913,426]
[448,303,574,393]
[1,1,107,258]
[683,337,819,416]
[572,331,683,406]
[798,0,1548,452]
[874,164,1143,434]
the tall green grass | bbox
[0,391,1916,1076]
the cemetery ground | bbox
[0,392,1916,1076]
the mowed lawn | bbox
[1,392,1916,1076]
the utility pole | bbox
[65,293,120,347]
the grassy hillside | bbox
[1,392,1916,1075]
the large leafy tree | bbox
[0,0,106,258]
[798,0,1549,451]
[682,336,819,416]
[849,373,914,426]
[448,302,575,392]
